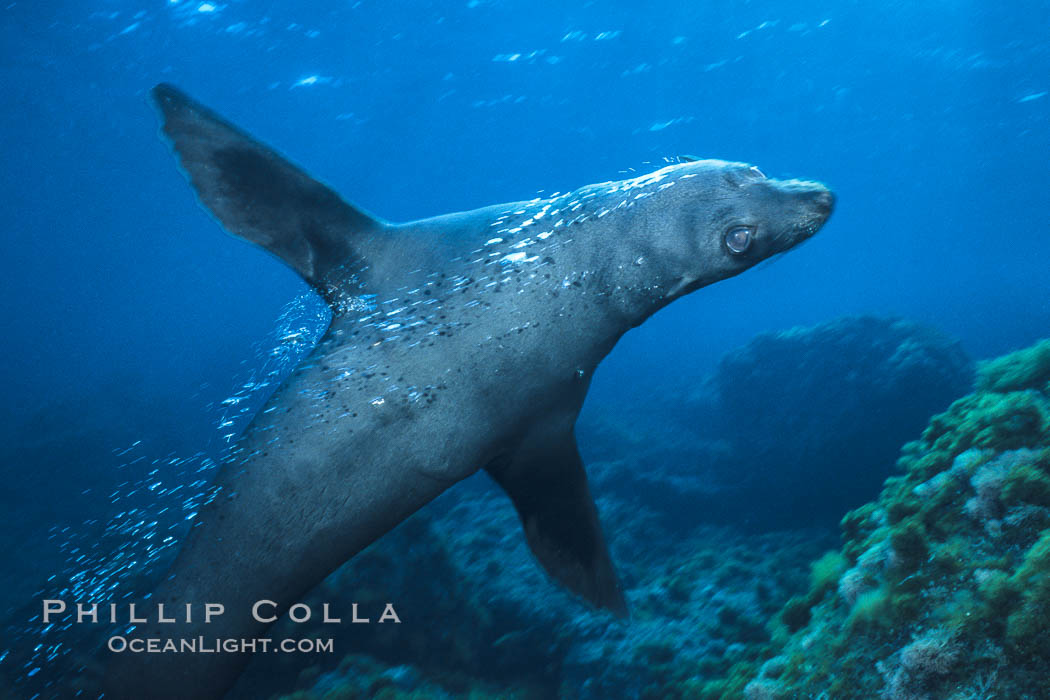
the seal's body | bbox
[107,84,834,698]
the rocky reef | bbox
[243,484,832,700]
[703,338,1050,699]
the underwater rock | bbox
[711,315,974,528]
[701,338,1050,699]
[583,316,974,531]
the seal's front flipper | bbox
[486,433,627,617]
[150,83,384,302]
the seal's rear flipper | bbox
[486,433,627,617]
[150,83,384,302]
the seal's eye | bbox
[725,226,754,255]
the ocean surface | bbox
[1,1,1048,698]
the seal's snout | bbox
[788,183,834,220]
[791,183,835,235]
[808,189,835,219]
[771,178,835,223]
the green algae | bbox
[977,338,1050,394]
[809,551,848,594]
[1005,530,1050,659]
[1001,456,1050,507]
[922,390,1048,462]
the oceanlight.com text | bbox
[107,636,335,654]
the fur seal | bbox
[106,84,834,698]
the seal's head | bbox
[637,158,834,299]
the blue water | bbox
[1,0,1048,695]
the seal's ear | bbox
[150,83,385,301]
